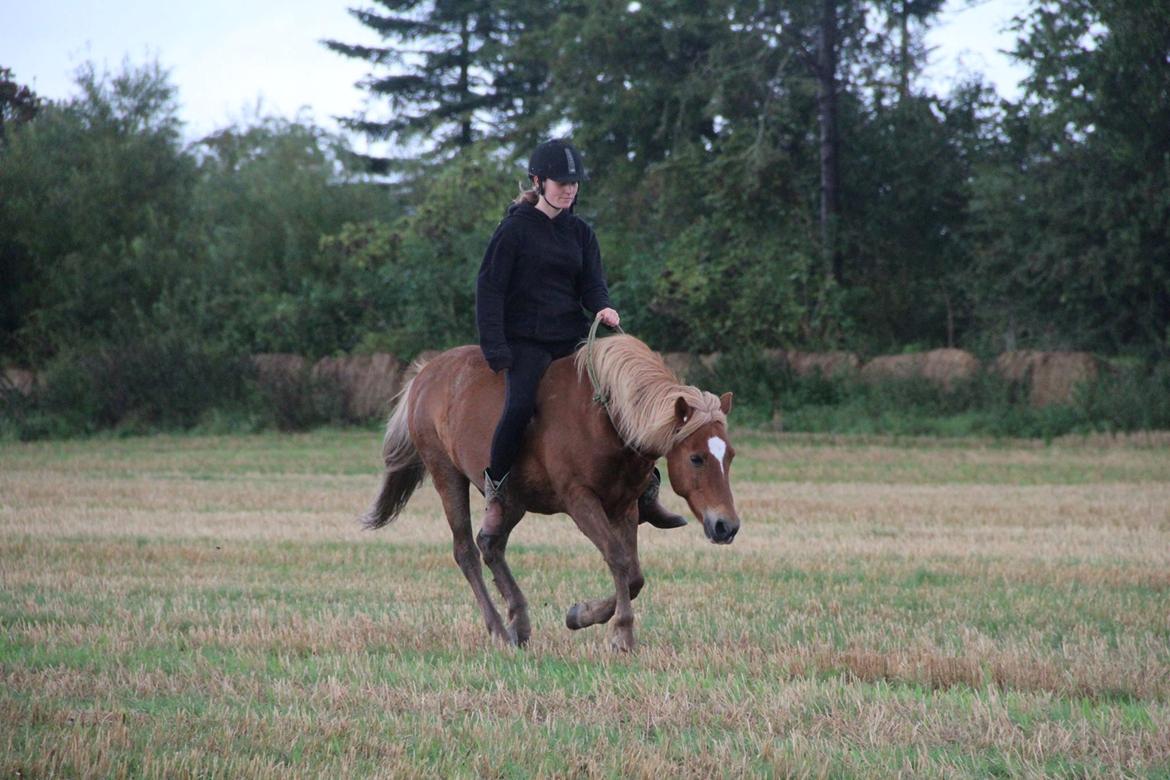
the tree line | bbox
[321,0,1168,357]
[1,0,1168,435]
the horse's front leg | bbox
[563,493,643,652]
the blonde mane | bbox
[575,334,726,455]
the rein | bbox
[585,315,623,409]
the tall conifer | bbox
[324,1,548,171]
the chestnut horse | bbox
[361,334,740,651]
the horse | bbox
[360,334,740,652]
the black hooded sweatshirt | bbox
[475,201,612,372]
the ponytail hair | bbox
[512,179,540,206]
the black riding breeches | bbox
[487,338,579,481]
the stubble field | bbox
[2,430,1169,777]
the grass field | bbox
[2,429,1169,777]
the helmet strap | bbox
[534,177,563,215]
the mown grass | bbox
[2,430,1169,777]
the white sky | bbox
[3,0,377,143]
[4,0,1030,145]
[925,0,1031,98]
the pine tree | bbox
[967,0,1170,354]
[324,0,549,170]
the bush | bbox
[251,357,347,432]
[13,334,255,438]
[1076,361,1170,433]
[686,348,1170,439]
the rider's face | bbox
[541,178,579,209]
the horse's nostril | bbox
[715,519,728,537]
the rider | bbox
[475,138,685,537]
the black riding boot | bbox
[481,469,508,536]
[638,467,687,529]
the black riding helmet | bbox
[527,139,589,183]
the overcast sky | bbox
[4,0,1030,146]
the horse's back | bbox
[404,344,619,506]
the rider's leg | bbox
[482,341,554,535]
[637,467,687,529]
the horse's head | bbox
[664,392,740,544]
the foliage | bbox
[837,93,975,352]
[322,0,552,168]
[1076,360,1170,433]
[187,116,399,357]
[688,350,1170,440]
[5,0,1170,436]
[964,0,1170,357]
[0,66,42,142]
[0,62,193,361]
[320,150,518,357]
[250,363,348,433]
[651,221,827,352]
[23,335,254,438]
[0,67,44,350]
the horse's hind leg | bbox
[428,460,511,644]
[477,504,531,646]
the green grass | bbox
[2,430,1169,777]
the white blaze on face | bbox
[707,436,728,474]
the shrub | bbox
[20,334,255,437]
[1076,361,1170,433]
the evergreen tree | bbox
[834,0,974,350]
[968,0,1170,355]
[323,0,550,170]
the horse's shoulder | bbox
[543,354,608,419]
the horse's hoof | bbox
[510,622,533,645]
[565,603,584,630]
[510,616,531,646]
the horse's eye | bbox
[690,454,704,466]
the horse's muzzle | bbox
[703,513,739,544]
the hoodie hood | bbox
[506,200,574,221]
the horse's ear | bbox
[674,396,691,428]
[720,392,734,415]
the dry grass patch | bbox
[2,431,1169,777]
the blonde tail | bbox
[360,375,425,529]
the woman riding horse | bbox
[475,138,684,538]
[361,333,740,651]
[359,139,740,651]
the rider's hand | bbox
[597,308,621,328]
